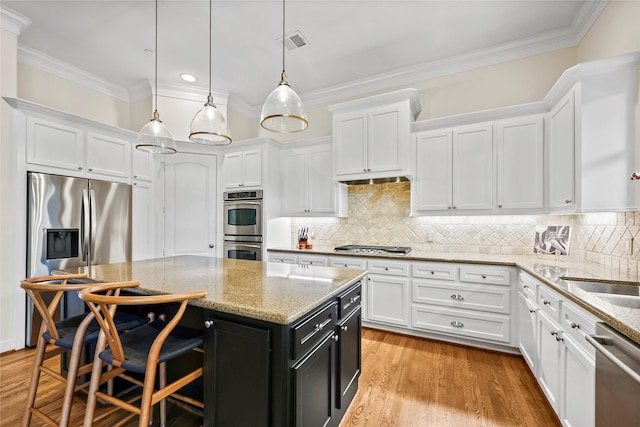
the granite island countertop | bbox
[269,246,640,342]
[58,255,367,325]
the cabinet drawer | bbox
[292,302,337,360]
[367,259,409,277]
[338,283,362,320]
[460,265,511,286]
[268,253,297,264]
[330,256,367,270]
[413,279,511,314]
[412,304,510,343]
[297,255,328,266]
[412,262,457,281]
[561,300,597,358]
[538,286,562,322]
[519,271,539,301]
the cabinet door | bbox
[26,116,84,172]
[164,153,217,257]
[537,312,562,411]
[132,148,154,181]
[337,308,361,409]
[452,124,493,211]
[86,132,131,180]
[293,333,334,427]
[205,319,270,427]
[335,112,367,176]
[548,89,576,211]
[308,149,336,213]
[561,336,595,427]
[223,152,244,189]
[132,181,154,261]
[368,104,404,173]
[495,116,544,210]
[242,149,262,188]
[518,293,538,374]
[366,275,410,326]
[284,151,308,215]
[414,130,453,212]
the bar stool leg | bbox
[159,361,167,427]
[22,333,47,427]
[84,333,107,427]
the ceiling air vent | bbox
[279,31,308,51]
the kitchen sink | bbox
[562,278,640,308]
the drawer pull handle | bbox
[555,335,564,342]
[529,309,537,314]
[481,275,487,279]
[385,267,389,271]
[543,300,551,305]
[343,294,361,311]
[523,284,529,289]
[450,321,464,328]
[300,318,332,345]
[570,322,580,329]
[450,294,464,301]
[204,320,214,328]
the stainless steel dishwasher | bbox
[586,323,640,427]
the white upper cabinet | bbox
[495,115,544,211]
[86,132,131,180]
[223,148,262,189]
[282,138,347,216]
[412,123,493,214]
[132,147,154,182]
[26,116,85,172]
[547,89,576,212]
[330,89,421,182]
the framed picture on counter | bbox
[534,225,572,256]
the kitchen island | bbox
[60,255,367,427]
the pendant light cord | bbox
[281,0,286,77]
[208,0,212,96]
[154,0,159,115]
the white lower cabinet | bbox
[268,252,297,264]
[537,310,562,410]
[366,274,410,327]
[297,254,329,266]
[561,333,595,427]
[517,292,538,374]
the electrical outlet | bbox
[625,237,634,255]
[427,232,434,242]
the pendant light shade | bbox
[189,0,231,145]
[260,0,308,133]
[136,0,176,154]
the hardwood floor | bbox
[1,328,559,426]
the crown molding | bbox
[18,45,130,102]
[0,6,31,35]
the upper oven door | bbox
[223,200,262,236]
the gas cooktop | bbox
[334,245,412,255]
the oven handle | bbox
[224,243,262,249]
[586,334,640,385]
[225,201,262,206]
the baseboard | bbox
[0,339,15,354]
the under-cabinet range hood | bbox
[338,176,410,186]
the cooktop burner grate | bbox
[334,245,412,255]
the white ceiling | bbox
[4,0,607,114]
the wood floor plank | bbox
[2,328,560,426]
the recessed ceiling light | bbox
[180,73,198,83]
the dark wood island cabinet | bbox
[59,255,366,427]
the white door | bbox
[561,336,595,427]
[366,275,410,326]
[517,293,538,374]
[284,150,308,215]
[414,130,452,212]
[308,148,335,213]
[334,112,367,176]
[242,149,262,188]
[452,123,493,211]
[368,104,403,173]
[496,116,544,210]
[537,311,562,411]
[223,151,243,189]
[86,132,131,180]
[547,89,576,211]
[164,153,217,257]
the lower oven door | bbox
[223,241,263,261]
[587,322,640,427]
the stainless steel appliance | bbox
[586,322,640,427]
[223,190,263,261]
[223,190,263,237]
[334,245,412,255]
[26,172,131,346]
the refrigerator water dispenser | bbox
[46,228,79,260]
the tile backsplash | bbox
[291,182,640,275]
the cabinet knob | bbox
[78,167,83,170]
[543,300,551,305]
[450,294,464,301]
[332,334,339,342]
[523,284,529,289]
[209,244,214,248]
[448,206,452,210]
[133,175,138,178]
[529,309,537,314]
[384,267,389,271]
[565,199,572,204]
[341,325,348,332]
[133,183,137,186]
[452,206,457,210]
[204,320,214,328]
[498,205,502,208]
[430,271,435,275]
[450,321,464,328]
[570,322,579,329]
[481,275,487,279]
[88,168,93,172]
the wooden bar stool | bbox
[79,281,207,427]
[20,274,150,427]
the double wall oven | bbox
[223,190,263,261]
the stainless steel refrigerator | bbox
[26,172,131,346]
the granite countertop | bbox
[57,255,367,325]
[269,246,640,342]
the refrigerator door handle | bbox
[81,188,90,261]
[90,188,97,263]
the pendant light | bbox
[189,0,232,145]
[260,0,308,133]
[136,0,176,154]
